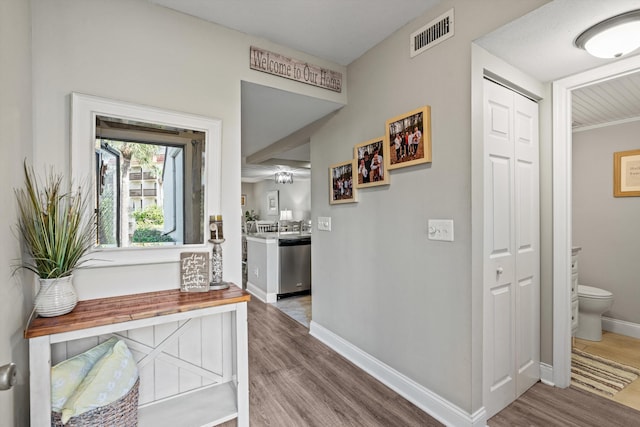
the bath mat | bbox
[571,348,640,398]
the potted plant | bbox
[15,162,96,317]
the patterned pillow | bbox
[51,337,118,412]
[60,340,139,424]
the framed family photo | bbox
[614,149,640,197]
[386,105,432,170]
[354,136,390,188]
[329,160,358,204]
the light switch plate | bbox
[317,216,332,231]
[428,219,454,241]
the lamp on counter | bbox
[275,171,293,184]
[575,9,640,58]
[279,209,293,221]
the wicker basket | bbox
[51,379,139,427]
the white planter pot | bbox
[35,275,78,317]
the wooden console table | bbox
[25,285,250,427]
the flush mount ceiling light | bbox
[575,9,640,59]
[275,171,293,184]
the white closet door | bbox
[513,91,540,398]
[483,78,539,418]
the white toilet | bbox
[576,285,613,341]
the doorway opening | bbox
[552,53,640,390]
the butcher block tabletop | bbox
[25,284,250,339]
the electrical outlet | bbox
[317,216,332,231]
[253,267,259,278]
[428,219,454,241]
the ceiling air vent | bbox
[410,9,454,58]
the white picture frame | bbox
[267,190,279,214]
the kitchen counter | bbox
[244,232,311,302]
[244,232,312,242]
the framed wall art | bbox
[267,190,279,214]
[329,160,358,204]
[614,149,640,197]
[386,105,432,170]
[354,136,390,188]
[241,194,246,207]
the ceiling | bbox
[475,0,640,83]
[572,72,640,131]
[148,0,640,180]
[148,0,441,182]
[239,82,343,183]
[148,0,441,67]
[476,0,640,133]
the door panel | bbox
[483,78,539,417]
[484,80,517,416]
[514,92,540,397]
[489,156,512,255]
[489,284,513,392]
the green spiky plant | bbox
[15,162,96,279]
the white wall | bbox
[310,0,548,414]
[30,0,344,300]
[0,0,32,424]
[573,120,640,324]
[241,182,257,218]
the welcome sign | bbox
[250,46,342,93]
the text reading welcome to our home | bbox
[250,46,342,93]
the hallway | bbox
[223,298,640,426]
[222,297,442,426]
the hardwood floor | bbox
[222,297,443,426]
[224,298,640,426]
[488,382,640,427]
[489,331,640,426]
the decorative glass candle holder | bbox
[209,238,229,290]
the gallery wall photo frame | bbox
[267,190,279,214]
[354,136,390,188]
[614,149,640,197]
[329,160,358,204]
[386,105,432,170]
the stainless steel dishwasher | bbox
[278,237,311,298]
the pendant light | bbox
[575,10,640,59]
[274,171,293,184]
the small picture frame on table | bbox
[329,160,358,204]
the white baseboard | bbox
[602,317,640,340]
[539,363,554,386]
[246,282,277,303]
[309,321,486,427]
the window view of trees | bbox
[96,140,178,247]
[94,115,205,249]
[132,205,174,243]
